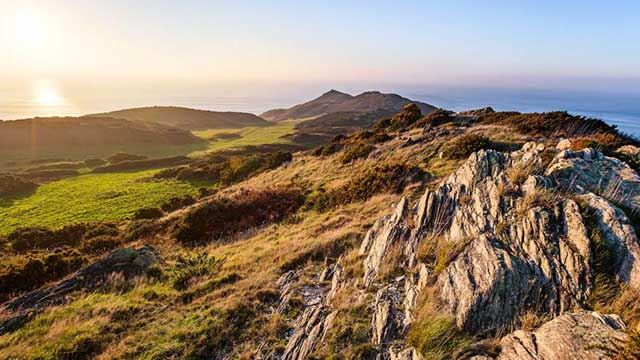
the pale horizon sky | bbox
[1,0,640,120]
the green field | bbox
[0,170,206,235]
[190,122,296,156]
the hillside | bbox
[0,116,204,166]
[1,105,640,359]
[87,106,270,130]
[260,89,437,121]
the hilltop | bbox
[260,89,437,121]
[86,106,270,130]
[1,104,640,359]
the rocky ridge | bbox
[279,142,640,359]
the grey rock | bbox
[496,311,628,360]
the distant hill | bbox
[260,89,437,121]
[86,106,270,130]
[0,116,203,165]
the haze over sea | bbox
[1,86,638,137]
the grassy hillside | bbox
[190,122,296,156]
[0,169,206,235]
[87,106,270,130]
[0,117,206,169]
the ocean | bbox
[1,87,638,137]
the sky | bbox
[1,0,640,116]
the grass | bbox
[191,122,296,156]
[0,169,207,235]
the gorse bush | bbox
[442,134,491,159]
[7,222,121,253]
[173,187,305,245]
[133,207,164,220]
[170,252,225,290]
[161,195,196,212]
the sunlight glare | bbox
[13,11,47,47]
[33,80,64,106]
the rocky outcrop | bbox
[357,142,640,355]
[547,148,640,211]
[496,311,628,360]
[280,260,343,360]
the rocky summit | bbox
[1,106,639,359]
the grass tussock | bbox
[169,252,225,290]
[408,287,472,360]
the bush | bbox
[173,187,305,245]
[161,195,196,212]
[80,235,123,254]
[133,207,164,220]
[338,142,375,164]
[8,224,86,252]
[0,248,86,298]
[442,134,491,159]
[0,174,38,197]
[415,109,455,128]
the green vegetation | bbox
[170,252,225,290]
[442,133,491,159]
[191,122,296,156]
[0,170,205,235]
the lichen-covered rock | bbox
[372,285,403,346]
[361,197,410,287]
[546,148,640,211]
[496,311,628,360]
[582,193,640,288]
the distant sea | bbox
[1,87,638,137]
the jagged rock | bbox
[546,148,640,211]
[361,197,410,287]
[618,144,640,160]
[372,285,404,346]
[457,107,495,117]
[582,193,640,288]
[496,311,628,360]
[556,138,572,150]
[389,347,421,360]
[402,264,429,327]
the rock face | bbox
[355,143,640,357]
[496,311,628,360]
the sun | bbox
[33,80,63,106]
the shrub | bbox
[338,142,375,164]
[389,103,423,130]
[80,235,123,254]
[161,195,196,212]
[0,174,38,197]
[8,224,86,252]
[133,207,164,220]
[173,187,305,245]
[415,109,455,128]
[170,252,225,290]
[0,248,86,298]
[442,134,491,159]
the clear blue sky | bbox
[1,0,639,94]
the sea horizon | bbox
[2,87,639,137]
